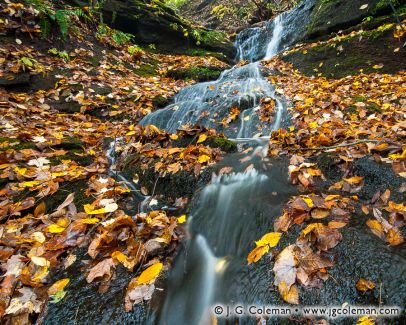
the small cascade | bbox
[106,138,151,213]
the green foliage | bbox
[211,4,229,20]
[96,23,134,47]
[24,0,93,39]
[48,48,70,62]
[164,0,187,9]
[14,57,38,72]
[128,45,144,56]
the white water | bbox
[106,2,318,324]
[140,8,290,139]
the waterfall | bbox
[145,2,316,324]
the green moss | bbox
[49,149,93,166]
[346,105,358,114]
[152,95,169,108]
[167,66,223,81]
[366,103,381,114]
[53,137,85,150]
[0,138,37,152]
[134,63,158,77]
[42,179,92,212]
[206,136,237,153]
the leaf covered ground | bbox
[0,0,405,324]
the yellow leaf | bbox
[32,266,49,282]
[356,316,375,325]
[255,232,282,248]
[302,223,323,235]
[198,154,210,164]
[126,131,136,136]
[137,262,163,285]
[386,228,404,246]
[389,148,406,160]
[278,282,299,304]
[46,224,66,234]
[309,121,318,129]
[325,195,340,201]
[366,219,384,239]
[177,215,186,224]
[302,197,314,208]
[22,181,39,188]
[48,278,70,295]
[14,167,27,175]
[197,134,207,144]
[170,134,178,140]
[80,218,100,224]
[247,245,269,264]
[111,251,135,270]
[344,176,364,184]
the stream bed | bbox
[44,0,406,324]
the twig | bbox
[297,139,379,151]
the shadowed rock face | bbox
[306,0,402,40]
[101,0,236,59]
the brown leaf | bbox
[86,258,115,283]
[310,208,330,219]
[356,278,375,292]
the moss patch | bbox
[42,179,92,212]
[206,136,237,153]
[283,26,405,78]
[167,66,223,81]
[134,63,158,77]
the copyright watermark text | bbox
[212,304,402,319]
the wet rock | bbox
[306,0,402,40]
[0,73,30,88]
[144,239,165,257]
[152,95,170,108]
[52,96,82,114]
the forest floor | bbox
[0,1,405,324]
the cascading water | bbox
[146,3,318,324]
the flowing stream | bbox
[43,1,406,323]
[138,2,315,324]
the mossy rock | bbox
[307,0,403,40]
[134,63,158,77]
[206,136,237,153]
[42,179,93,212]
[0,138,38,151]
[101,0,235,60]
[167,67,223,82]
[283,24,406,78]
[152,95,170,108]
